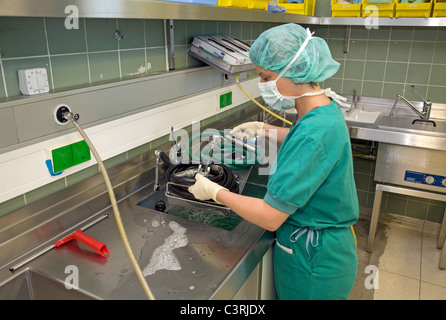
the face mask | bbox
[258,28,314,112]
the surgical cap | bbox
[249,23,340,83]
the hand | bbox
[188,174,228,204]
[230,121,264,140]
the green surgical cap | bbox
[249,23,340,83]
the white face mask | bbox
[258,28,314,112]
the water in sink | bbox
[137,188,242,231]
[377,115,446,137]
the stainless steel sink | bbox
[0,268,98,300]
[377,115,446,137]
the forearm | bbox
[263,123,290,144]
[215,189,288,232]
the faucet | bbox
[346,89,357,112]
[154,150,162,191]
[390,85,435,126]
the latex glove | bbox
[188,174,228,204]
[230,121,264,140]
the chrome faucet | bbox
[346,89,357,112]
[154,150,162,191]
[390,85,433,120]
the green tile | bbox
[46,17,87,54]
[323,78,343,92]
[384,62,407,83]
[342,79,360,95]
[362,81,383,98]
[382,82,404,100]
[2,57,51,97]
[426,201,446,224]
[328,25,346,39]
[145,19,165,47]
[187,20,203,44]
[429,64,446,86]
[412,27,438,41]
[353,157,373,174]
[368,27,390,40]
[174,20,187,45]
[390,27,413,41]
[203,21,219,37]
[217,21,230,36]
[174,45,187,69]
[364,61,385,81]
[0,17,47,58]
[350,26,369,40]
[406,198,428,220]
[357,190,369,208]
[242,22,252,41]
[120,49,146,78]
[433,41,446,64]
[146,47,167,73]
[387,41,411,62]
[410,41,435,63]
[327,39,345,59]
[426,86,446,104]
[117,19,145,50]
[251,22,262,39]
[344,60,364,80]
[89,51,120,84]
[365,40,389,61]
[333,59,344,78]
[0,64,6,99]
[51,54,89,90]
[354,172,371,192]
[406,63,430,85]
[347,40,367,60]
[385,194,407,216]
[230,21,242,39]
[85,18,118,52]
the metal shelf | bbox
[2,0,446,27]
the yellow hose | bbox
[236,79,292,126]
[71,118,156,300]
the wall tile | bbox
[0,17,47,58]
[88,51,120,83]
[120,49,146,78]
[117,19,145,50]
[0,108,18,148]
[410,41,435,63]
[46,17,87,55]
[85,18,118,52]
[145,19,166,47]
[51,54,89,90]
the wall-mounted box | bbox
[46,140,91,174]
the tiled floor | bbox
[349,211,446,300]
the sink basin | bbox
[0,268,98,300]
[137,186,242,231]
[343,109,381,124]
[377,115,446,137]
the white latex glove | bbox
[230,121,264,140]
[188,174,228,204]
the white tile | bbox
[378,225,422,279]
[373,270,420,300]
[421,232,446,287]
[420,282,446,300]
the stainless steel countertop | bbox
[0,105,273,300]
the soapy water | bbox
[143,220,188,276]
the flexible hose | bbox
[187,131,264,171]
[69,115,155,300]
[165,161,239,202]
[235,78,292,126]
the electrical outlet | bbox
[219,91,232,109]
[72,140,91,165]
[52,145,74,173]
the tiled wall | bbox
[0,17,273,99]
[320,25,446,104]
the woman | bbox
[188,23,359,300]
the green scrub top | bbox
[264,100,359,230]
